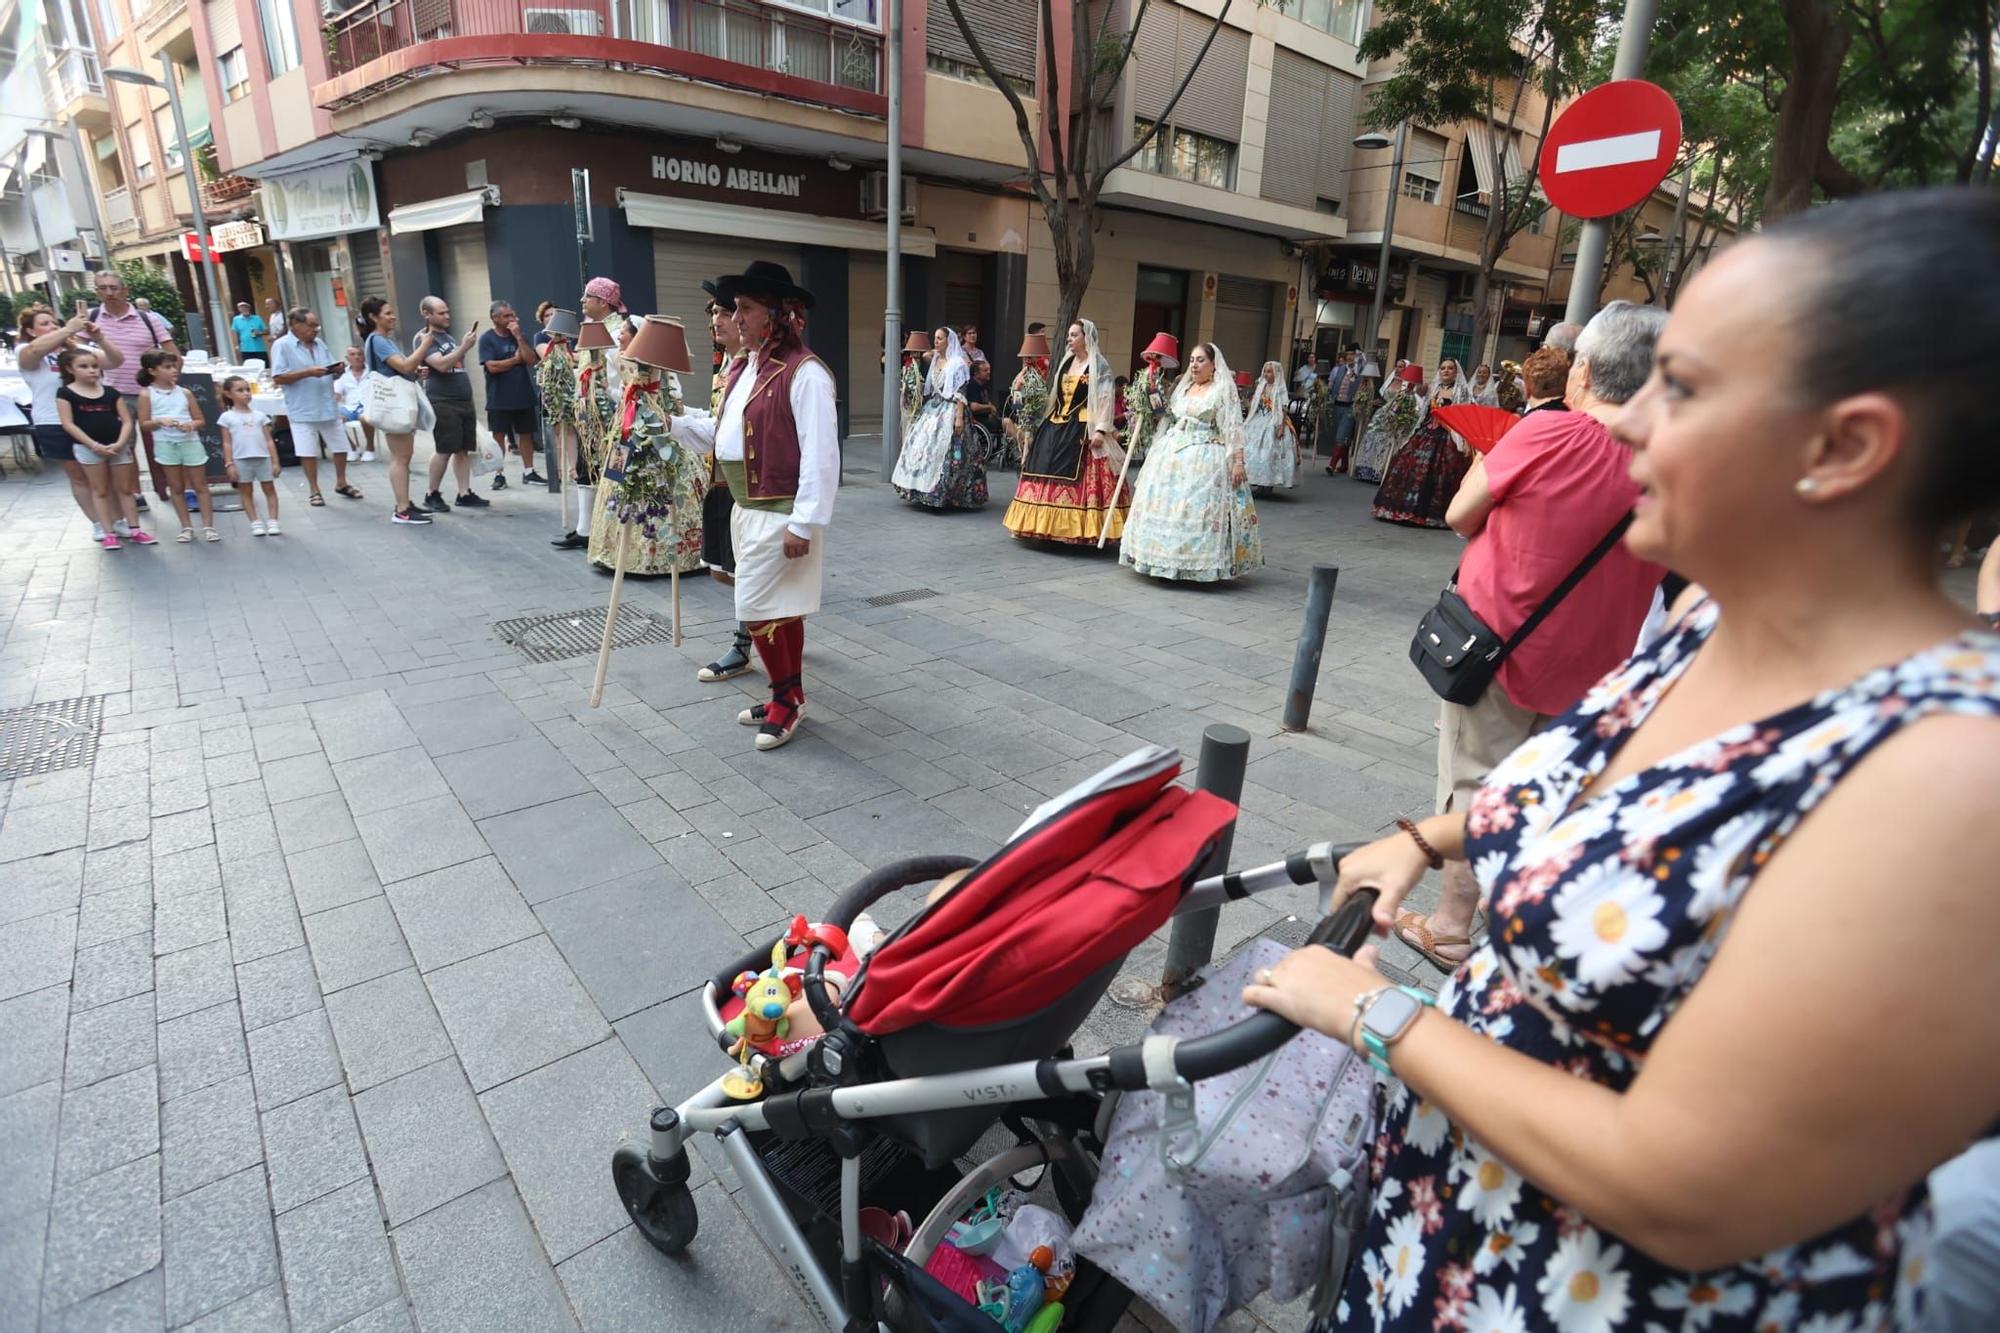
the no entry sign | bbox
[1538,80,1682,219]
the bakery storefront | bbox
[260,158,385,358]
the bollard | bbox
[1160,723,1251,997]
[1280,564,1340,733]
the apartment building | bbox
[0,0,113,297]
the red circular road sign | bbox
[1538,80,1683,219]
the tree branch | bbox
[939,0,1058,216]
[1090,0,1236,192]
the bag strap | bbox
[1493,510,1635,665]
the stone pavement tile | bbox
[207,780,270,824]
[179,1283,287,1331]
[302,897,414,994]
[719,835,808,890]
[87,803,151,852]
[809,791,999,868]
[0,1081,61,1214]
[478,791,661,905]
[247,1007,343,1111]
[322,968,452,1093]
[252,721,321,765]
[332,747,448,819]
[306,697,408,768]
[0,985,70,1097]
[557,1190,803,1332]
[227,883,307,966]
[156,939,237,1022]
[932,720,1069,781]
[352,1057,505,1226]
[615,796,694,845]
[287,840,382,916]
[862,747,962,800]
[162,1074,263,1201]
[150,776,211,819]
[76,882,150,950]
[201,750,262,791]
[1246,747,1417,830]
[331,1297,414,1331]
[275,1177,401,1333]
[72,934,154,1013]
[236,947,321,1032]
[262,752,339,805]
[689,871,784,932]
[83,840,152,892]
[0,910,76,1001]
[656,828,732,885]
[352,794,490,886]
[404,693,538,759]
[0,846,83,926]
[0,796,88,863]
[261,1084,369,1214]
[704,771,778,818]
[202,724,254,758]
[212,811,282,863]
[427,936,610,1091]
[40,1266,161,1333]
[8,768,94,810]
[273,792,360,858]
[480,1037,672,1265]
[434,734,592,820]
[154,844,222,899]
[65,991,155,1090]
[39,1152,161,1313]
[382,857,539,974]
[55,1063,158,1185]
[537,869,742,1022]
[162,1165,279,1327]
[150,808,215,857]
[789,839,868,892]
[586,765,654,807]
[392,1179,578,1333]
[614,988,740,1109]
[153,884,226,956]
[157,999,248,1101]
[0,1207,47,1333]
[927,785,1035,845]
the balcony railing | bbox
[320,0,883,112]
[202,174,257,210]
[104,185,139,234]
[50,46,104,105]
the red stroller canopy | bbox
[845,762,1236,1035]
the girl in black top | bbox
[55,349,153,547]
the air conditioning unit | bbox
[860,171,917,224]
[524,7,604,34]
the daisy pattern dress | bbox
[1344,601,2000,1333]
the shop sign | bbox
[651,155,804,200]
[210,220,266,253]
[261,159,381,242]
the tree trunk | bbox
[1052,203,1097,339]
[1764,0,1852,219]
[1466,264,1492,374]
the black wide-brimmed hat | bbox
[712,261,815,310]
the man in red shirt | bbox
[1397,302,1668,970]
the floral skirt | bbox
[589,470,706,575]
[1120,437,1261,582]
[1003,425,1128,545]
[1243,417,1297,489]
[892,400,988,510]
[1371,424,1470,529]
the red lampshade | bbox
[575,319,614,352]
[1018,332,1051,359]
[1140,332,1180,369]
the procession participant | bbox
[695,292,756,682]
[1119,342,1261,583]
[589,316,704,579]
[581,276,635,351]
[1351,364,1423,484]
[898,330,928,438]
[1241,360,1296,492]
[569,313,622,550]
[1127,332,1177,467]
[665,262,837,752]
[1467,361,1499,405]
[535,304,587,548]
[1002,319,1126,546]
[1000,330,1051,466]
[1495,358,1526,413]
[891,327,987,510]
[1372,358,1472,528]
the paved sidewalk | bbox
[3,449,1971,1331]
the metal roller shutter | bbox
[926,0,1037,85]
[1314,71,1360,203]
[1262,50,1361,210]
[348,234,386,314]
[205,0,240,58]
[846,253,884,433]
[437,223,492,407]
[650,236,799,395]
[1212,275,1273,370]
[1131,4,1249,143]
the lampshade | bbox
[1018,332,1051,359]
[542,308,581,340]
[575,318,614,352]
[1360,360,1381,377]
[1140,332,1180,369]
[625,316,693,372]
[1397,364,1424,384]
[902,331,931,354]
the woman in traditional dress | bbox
[1467,361,1499,405]
[1120,342,1261,583]
[1241,361,1296,493]
[897,331,926,438]
[1350,365,1423,484]
[1371,357,1473,528]
[1002,319,1126,545]
[891,327,988,510]
[1000,332,1050,469]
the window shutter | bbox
[205,0,240,59]
[927,0,1038,86]
[1131,5,1177,122]
[1462,122,1496,197]
[1132,4,1247,142]
[1260,50,1321,208]
[1313,69,1359,202]
[1406,129,1448,184]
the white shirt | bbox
[1293,365,1318,393]
[334,367,367,412]
[23,357,60,425]
[267,312,285,340]
[218,408,273,460]
[669,350,838,538]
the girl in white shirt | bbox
[217,376,283,536]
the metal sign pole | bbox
[879,0,904,480]
[1562,0,1660,327]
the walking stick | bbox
[590,524,629,709]
[1097,435,1136,550]
[669,505,681,647]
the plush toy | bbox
[722,940,803,1099]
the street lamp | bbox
[1354,122,1408,365]
[104,58,225,356]
[25,126,110,280]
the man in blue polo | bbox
[230,302,266,360]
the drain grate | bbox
[494,605,681,663]
[0,695,105,781]
[864,587,939,608]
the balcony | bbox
[137,0,191,41]
[202,174,257,210]
[49,46,109,123]
[104,185,139,235]
[318,0,885,117]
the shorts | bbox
[33,424,75,461]
[74,441,134,466]
[430,397,477,454]
[290,418,350,459]
[1436,687,1552,816]
[154,435,209,467]
[232,456,275,483]
[487,407,537,437]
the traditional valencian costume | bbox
[1241,361,1296,491]
[890,328,988,509]
[588,288,703,577]
[1002,318,1126,545]
[696,288,756,684]
[1126,332,1178,468]
[1119,343,1261,583]
[1372,359,1473,529]
[1350,366,1423,485]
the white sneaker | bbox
[113,519,130,537]
[265,519,281,536]
[359,451,376,462]
[90,522,105,541]
[250,519,267,537]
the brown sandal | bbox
[1393,909,1485,974]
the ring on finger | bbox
[1254,967,1275,987]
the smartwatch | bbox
[1356,985,1434,1076]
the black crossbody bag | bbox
[1409,511,1633,705]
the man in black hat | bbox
[667,262,838,752]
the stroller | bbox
[609,745,1376,1332]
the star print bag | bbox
[1073,939,1377,1332]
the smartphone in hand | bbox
[75,299,89,318]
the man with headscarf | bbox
[667,263,837,752]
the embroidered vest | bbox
[723,341,826,502]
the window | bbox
[925,52,1032,99]
[94,0,120,40]
[219,47,250,101]
[1133,119,1236,190]
[1401,171,1438,204]
[156,109,183,172]
[128,124,154,183]
[1401,128,1447,205]
[1289,0,1363,43]
[256,0,301,74]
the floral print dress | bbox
[1119,382,1261,582]
[1344,601,2000,1332]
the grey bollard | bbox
[1281,564,1340,732]
[1160,723,1251,997]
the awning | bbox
[1462,123,1496,197]
[617,189,936,258]
[185,125,214,153]
[387,186,500,235]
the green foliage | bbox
[113,260,190,346]
[0,290,13,332]
[1356,0,1605,132]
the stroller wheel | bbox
[612,1145,700,1255]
